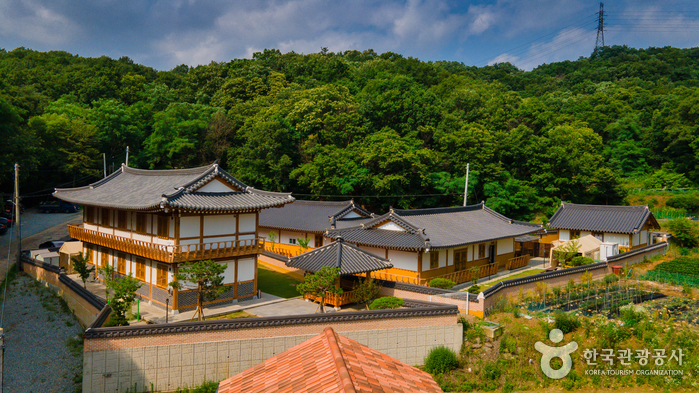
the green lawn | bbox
[463,269,546,292]
[257,265,302,298]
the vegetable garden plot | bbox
[641,257,699,288]
[643,297,699,326]
[518,281,662,316]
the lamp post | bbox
[165,287,173,324]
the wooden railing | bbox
[366,270,420,285]
[428,263,499,285]
[69,225,264,263]
[506,254,530,270]
[304,289,357,307]
[263,242,313,257]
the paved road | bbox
[0,207,82,249]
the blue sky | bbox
[1,0,698,71]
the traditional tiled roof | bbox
[53,164,293,212]
[287,237,393,275]
[547,203,660,234]
[328,203,541,251]
[259,200,374,233]
[217,326,443,393]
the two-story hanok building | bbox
[258,200,374,257]
[547,203,661,250]
[53,163,293,313]
[327,203,542,285]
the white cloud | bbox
[513,27,595,70]
[488,53,519,65]
[0,0,78,45]
[468,5,497,35]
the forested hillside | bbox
[1,45,698,220]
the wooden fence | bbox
[304,289,357,307]
[505,255,530,270]
[263,242,311,257]
[428,264,499,285]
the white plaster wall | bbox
[198,179,233,192]
[378,222,404,231]
[204,214,236,236]
[179,239,200,246]
[387,250,417,271]
[439,250,447,268]
[132,233,150,242]
[84,223,97,231]
[238,258,255,282]
[169,217,175,237]
[632,232,640,246]
[467,245,473,261]
[359,246,386,259]
[605,233,630,247]
[180,216,200,238]
[281,230,304,245]
[221,260,237,284]
[640,230,648,245]
[152,237,175,246]
[447,248,453,266]
[559,230,570,241]
[145,260,151,283]
[98,226,111,235]
[238,213,256,233]
[114,229,130,239]
[344,211,361,218]
[581,231,591,238]
[208,236,238,244]
[497,238,514,255]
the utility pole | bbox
[463,163,470,206]
[103,153,107,178]
[14,163,21,271]
[125,146,130,167]
[595,2,605,50]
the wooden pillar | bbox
[172,263,179,310]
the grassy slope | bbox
[257,265,302,298]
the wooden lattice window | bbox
[116,211,128,230]
[571,230,581,239]
[116,253,126,274]
[429,251,439,269]
[157,215,169,238]
[84,244,94,263]
[136,213,147,233]
[156,263,168,288]
[100,208,111,227]
[85,207,96,224]
[478,244,486,259]
[100,250,110,268]
[135,258,146,280]
[454,249,467,271]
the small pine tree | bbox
[297,237,310,251]
[108,274,143,326]
[71,252,94,288]
[170,259,227,321]
[98,264,115,301]
[296,266,342,313]
[267,231,278,251]
[352,278,381,310]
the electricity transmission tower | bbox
[595,2,605,50]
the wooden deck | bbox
[304,289,357,308]
[69,225,264,263]
[262,242,312,257]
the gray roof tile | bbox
[54,164,293,212]
[259,200,373,233]
[548,203,660,234]
[329,203,541,251]
[287,237,392,275]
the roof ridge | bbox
[122,164,215,176]
[562,202,648,209]
[323,327,357,393]
[393,203,484,216]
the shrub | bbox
[423,346,459,375]
[683,283,693,297]
[667,218,699,248]
[429,278,456,289]
[620,306,646,327]
[368,296,403,310]
[482,361,501,381]
[666,194,699,213]
[570,256,594,266]
[467,284,481,294]
[604,274,620,284]
[553,312,581,334]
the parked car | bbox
[0,217,12,228]
[0,224,6,236]
[0,211,15,225]
[4,200,24,214]
[39,200,80,213]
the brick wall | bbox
[82,314,461,392]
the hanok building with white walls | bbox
[53,163,294,313]
[258,200,374,257]
[547,203,661,250]
[327,203,542,286]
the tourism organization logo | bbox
[535,328,579,379]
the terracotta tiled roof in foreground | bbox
[217,326,443,393]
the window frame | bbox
[116,210,128,230]
[429,251,439,269]
[100,208,111,227]
[478,244,486,259]
[100,250,110,268]
[454,248,467,271]
[116,252,126,274]
[156,263,168,288]
[156,215,170,239]
[85,207,96,224]
[135,258,146,280]
[136,213,147,234]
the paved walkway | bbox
[452,257,550,291]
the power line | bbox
[291,192,466,198]
[595,2,606,50]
